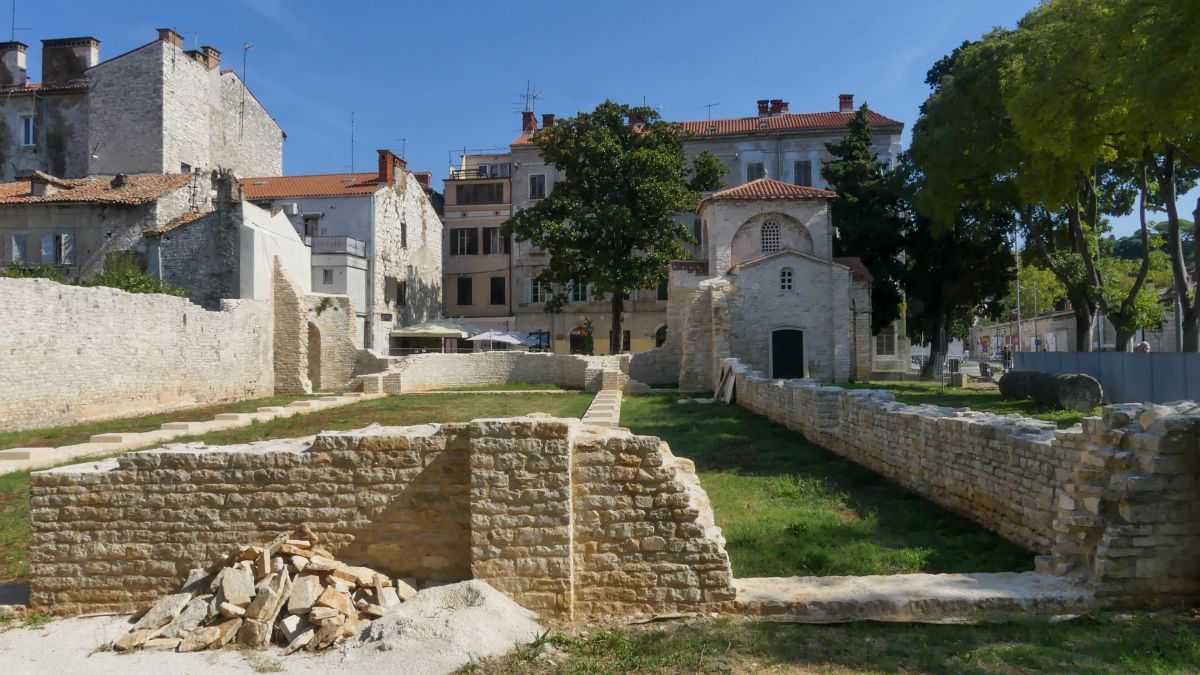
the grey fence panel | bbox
[1013,351,1200,404]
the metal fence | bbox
[1014,351,1200,404]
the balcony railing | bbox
[449,165,512,180]
[305,235,367,257]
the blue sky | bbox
[24,0,1176,235]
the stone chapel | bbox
[660,178,873,390]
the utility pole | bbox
[1032,282,1038,351]
[1015,255,1023,353]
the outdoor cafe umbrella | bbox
[467,330,534,350]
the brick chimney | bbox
[40,37,100,86]
[768,99,789,116]
[521,111,538,133]
[0,41,27,87]
[839,94,854,113]
[412,171,432,189]
[157,28,184,48]
[377,149,406,185]
[542,113,555,128]
[756,99,770,117]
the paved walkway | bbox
[0,393,383,476]
[581,390,623,428]
[736,572,1092,623]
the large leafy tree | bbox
[821,105,907,332]
[503,101,724,354]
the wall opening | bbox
[770,328,805,379]
[307,322,322,390]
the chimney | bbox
[0,41,27,87]
[839,93,854,113]
[774,100,789,115]
[521,111,538,133]
[756,99,770,117]
[111,173,129,188]
[157,28,184,48]
[202,46,221,69]
[377,149,406,185]
[542,113,555,128]
[40,37,100,86]
[412,171,432,190]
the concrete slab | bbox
[735,572,1093,623]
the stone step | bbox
[0,448,36,461]
[735,572,1093,623]
[214,413,252,422]
[160,421,208,432]
[89,433,135,444]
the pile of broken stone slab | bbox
[111,526,414,654]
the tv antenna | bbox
[9,1,29,41]
[349,111,356,173]
[516,80,542,113]
[699,102,720,119]
[239,42,253,137]
[393,138,406,158]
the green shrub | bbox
[82,253,186,297]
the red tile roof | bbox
[240,173,386,199]
[512,109,902,146]
[833,256,873,283]
[0,173,195,205]
[702,178,836,204]
[147,210,210,235]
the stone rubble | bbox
[110,525,414,655]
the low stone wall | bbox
[367,351,632,393]
[0,278,274,432]
[726,359,1200,608]
[29,416,736,620]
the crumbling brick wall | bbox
[29,416,736,620]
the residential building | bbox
[0,28,283,182]
[241,150,443,351]
[441,150,515,331]
[501,96,907,368]
[0,169,308,309]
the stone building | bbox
[657,178,873,389]
[0,28,283,182]
[241,150,444,351]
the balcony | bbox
[449,165,512,180]
[305,235,367,257]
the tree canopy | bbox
[503,100,725,353]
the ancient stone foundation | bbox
[727,359,1200,608]
[353,351,638,394]
[29,416,736,619]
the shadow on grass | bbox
[620,394,1034,577]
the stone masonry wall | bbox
[371,351,629,393]
[29,416,736,620]
[0,277,273,432]
[727,358,1200,607]
[272,258,312,395]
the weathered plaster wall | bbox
[29,416,736,620]
[0,277,273,431]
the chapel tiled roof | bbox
[833,256,873,283]
[702,178,836,203]
[0,172,195,205]
[511,109,903,146]
[239,173,386,199]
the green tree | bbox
[821,105,906,332]
[503,101,724,354]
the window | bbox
[657,279,669,301]
[322,269,333,285]
[303,215,319,237]
[529,174,546,200]
[40,233,74,265]
[19,116,35,147]
[876,326,897,356]
[489,276,505,305]
[401,222,408,248]
[180,162,192,174]
[449,228,478,256]
[761,221,781,252]
[780,267,793,291]
[456,277,473,306]
[482,227,510,254]
[455,183,504,205]
[655,325,667,347]
[571,281,589,303]
[793,160,812,186]
[529,278,549,303]
[746,162,765,182]
[692,217,701,241]
[397,280,407,306]
[9,233,26,263]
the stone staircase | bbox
[581,390,623,428]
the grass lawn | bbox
[620,394,1032,577]
[838,380,1098,427]
[0,392,593,584]
[481,613,1200,674]
[434,383,579,392]
[0,394,309,450]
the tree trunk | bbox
[610,294,624,354]
[1113,327,1134,353]
[1190,196,1200,351]
[1072,293,1095,352]
[1160,149,1197,351]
